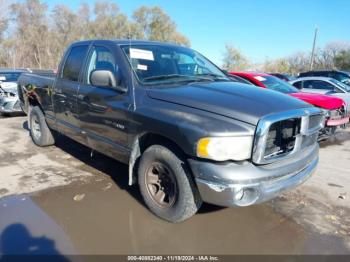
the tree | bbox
[334,50,350,71]
[0,0,9,65]
[89,1,130,39]
[0,0,8,41]
[9,0,50,69]
[132,6,190,46]
[261,58,290,73]
[0,1,191,69]
[222,44,250,71]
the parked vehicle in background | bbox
[229,72,349,139]
[270,73,296,82]
[18,40,324,222]
[0,69,27,115]
[290,77,350,111]
[299,70,350,86]
[227,74,253,85]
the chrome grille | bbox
[253,108,324,165]
[264,118,301,159]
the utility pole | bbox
[309,27,318,71]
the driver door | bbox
[76,43,131,162]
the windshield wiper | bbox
[196,73,230,81]
[143,74,194,82]
[143,74,216,83]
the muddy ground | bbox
[0,116,349,255]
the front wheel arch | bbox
[128,133,191,186]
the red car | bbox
[229,72,349,138]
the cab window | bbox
[304,80,334,90]
[86,46,118,85]
[62,45,89,82]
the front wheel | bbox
[138,145,202,223]
[29,106,55,147]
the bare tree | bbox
[261,41,350,74]
[0,0,9,65]
[0,0,192,69]
[260,58,290,73]
[222,44,250,71]
[0,0,9,40]
[9,0,50,69]
[132,6,190,46]
[334,50,350,71]
[89,1,129,39]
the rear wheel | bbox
[29,106,55,147]
[138,145,202,223]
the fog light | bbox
[234,187,260,206]
[234,188,244,201]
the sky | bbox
[44,0,350,65]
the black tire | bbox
[29,106,55,147]
[138,145,202,222]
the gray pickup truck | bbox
[18,40,324,222]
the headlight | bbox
[196,136,253,161]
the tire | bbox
[138,145,202,222]
[29,106,55,147]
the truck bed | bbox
[17,72,56,115]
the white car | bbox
[290,76,350,111]
[0,69,26,115]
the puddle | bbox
[1,179,349,255]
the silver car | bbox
[290,76,350,111]
[0,70,26,115]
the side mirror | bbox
[90,70,126,92]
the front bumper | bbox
[0,96,22,113]
[189,144,318,207]
[325,115,350,127]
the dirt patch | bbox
[0,117,93,198]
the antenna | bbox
[129,23,136,110]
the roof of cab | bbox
[70,39,184,48]
[292,76,334,82]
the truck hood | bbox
[146,82,310,125]
[290,92,343,110]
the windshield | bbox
[0,72,21,82]
[285,74,296,81]
[336,73,350,85]
[121,45,229,85]
[255,75,299,94]
[330,78,350,92]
